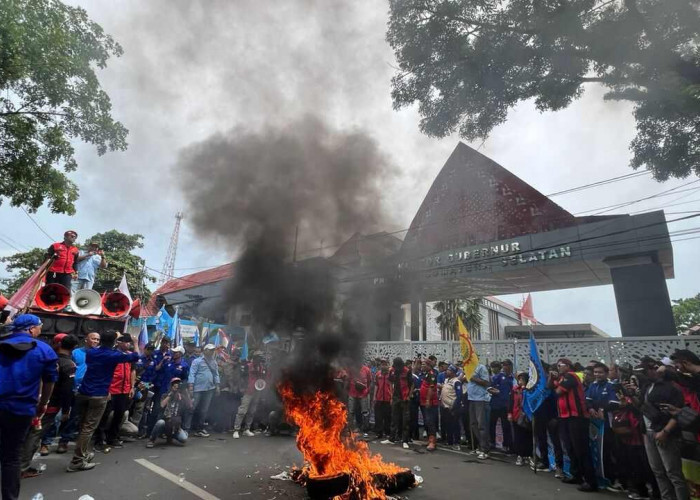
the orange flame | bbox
[280,384,404,499]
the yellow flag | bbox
[458,316,479,379]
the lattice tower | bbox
[157,211,184,287]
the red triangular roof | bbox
[401,142,576,257]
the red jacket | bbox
[374,371,392,402]
[509,386,524,421]
[349,366,372,398]
[109,361,133,395]
[48,242,79,274]
[419,368,439,407]
[555,373,588,419]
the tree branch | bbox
[0,111,69,117]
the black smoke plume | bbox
[177,115,396,393]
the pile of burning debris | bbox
[281,386,417,499]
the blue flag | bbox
[240,330,248,361]
[138,321,149,353]
[154,306,173,333]
[523,333,550,419]
[170,308,181,346]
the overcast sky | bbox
[2,0,699,336]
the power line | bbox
[20,208,55,242]
[546,170,650,197]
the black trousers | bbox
[45,271,72,289]
[490,407,513,450]
[409,398,420,440]
[618,442,659,497]
[559,417,597,486]
[106,394,131,443]
[442,407,461,445]
[374,401,391,437]
[0,410,33,500]
[534,414,563,467]
[146,389,163,435]
[390,400,410,443]
[513,420,533,458]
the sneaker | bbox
[146,441,155,448]
[578,483,598,493]
[66,462,96,473]
[56,442,69,454]
[39,445,50,456]
[515,456,524,466]
[562,477,583,485]
[476,451,489,460]
[94,443,111,453]
[628,494,650,500]
[193,431,208,438]
[554,467,565,479]
[86,452,95,463]
[233,431,240,439]
[531,461,550,472]
[402,442,410,449]
[452,444,461,452]
[243,430,255,437]
[107,440,124,449]
[380,439,394,445]
[607,482,624,493]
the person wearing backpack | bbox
[0,314,58,500]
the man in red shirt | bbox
[548,358,598,492]
[348,363,372,434]
[46,230,87,289]
[373,359,392,439]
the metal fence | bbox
[364,337,700,373]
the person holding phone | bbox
[634,357,689,500]
[73,241,107,291]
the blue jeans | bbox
[150,420,188,444]
[184,390,215,431]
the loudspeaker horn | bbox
[102,291,132,318]
[35,284,71,312]
[129,298,141,319]
[70,289,103,316]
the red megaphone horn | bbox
[129,298,141,319]
[35,284,71,312]
[102,292,132,318]
[0,293,8,310]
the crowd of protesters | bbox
[342,353,700,499]
[3,312,700,500]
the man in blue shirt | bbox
[67,330,139,472]
[72,332,100,391]
[467,363,491,460]
[0,314,58,500]
[585,362,620,489]
[186,344,220,437]
[73,241,107,291]
[490,359,514,453]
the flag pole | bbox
[529,323,537,475]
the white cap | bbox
[204,343,216,350]
[661,356,673,367]
[171,346,185,354]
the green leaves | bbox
[672,293,700,334]
[388,0,700,179]
[0,0,128,214]
[433,298,483,340]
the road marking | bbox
[134,458,220,500]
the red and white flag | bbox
[6,259,52,314]
[118,273,132,303]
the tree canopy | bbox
[672,293,700,333]
[387,0,700,180]
[433,298,483,340]
[0,230,154,302]
[0,0,128,215]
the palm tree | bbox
[433,298,483,340]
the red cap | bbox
[53,333,67,346]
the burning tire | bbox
[305,473,351,499]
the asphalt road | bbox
[20,433,617,500]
